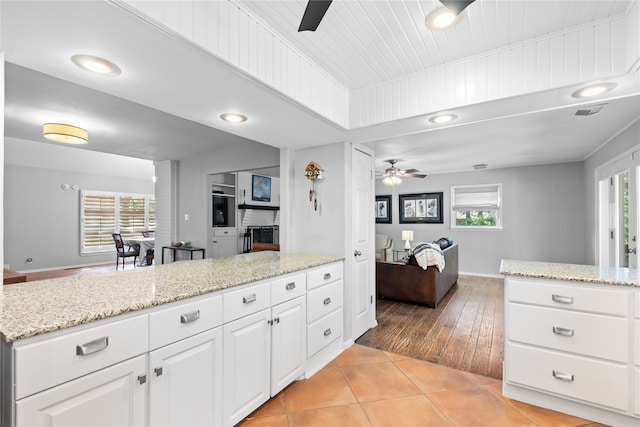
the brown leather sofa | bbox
[376,242,458,308]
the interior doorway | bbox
[597,148,639,268]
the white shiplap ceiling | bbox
[239,0,633,89]
[1,0,639,177]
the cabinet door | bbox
[16,355,146,427]
[212,237,237,258]
[149,327,223,427]
[223,309,271,426]
[271,296,306,395]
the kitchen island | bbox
[0,251,344,427]
[501,259,640,427]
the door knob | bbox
[354,250,362,256]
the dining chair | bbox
[112,233,140,270]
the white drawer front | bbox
[635,291,640,319]
[635,320,640,366]
[223,282,271,323]
[506,343,629,411]
[307,262,343,290]
[507,278,628,316]
[307,308,343,358]
[14,315,148,400]
[635,367,640,416]
[508,303,628,362]
[149,294,222,350]
[307,280,343,324]
[213,228,237,237]
[271,273,306,306]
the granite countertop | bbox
[500,259,640,287]
[0,252,343,343]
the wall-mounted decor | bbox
[252,175,272,202]
[375,195,392,223]
[399,192,443,224]
[304,161,324,211]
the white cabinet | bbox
[503,276,639,426]
[16,355,146,427]
[212,228,238,258]
[149,327,223,427]
[271,296,306,395]
[223,308,272,427]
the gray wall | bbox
[583,119,640,264]
[375,162,586,276]
[176,141,280,253]
[4,163,154,271]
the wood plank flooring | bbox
[356,275,505,380]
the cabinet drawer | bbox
[307,262,343,290]
[214,228,237,237]
[307,308,343,358]
[271,273,306,306]
[508,303,628,362]
[635,320,640,366]
[307,280,343,324]
[14,315,148,400]
[149,294,222,350]
[223,282,270,323]
[507,278,628,316]
[635,367,640,416]
[635,292,640,319]
[506,343,629,411]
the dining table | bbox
[125,236,155,266]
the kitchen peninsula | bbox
[0,251,344,427]
[501,259,640,427]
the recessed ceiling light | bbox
[71,54,121,76]
[429,113,457,124]
[43,123,88,145]
[571,82,617,98]
[220,113,248,123]
[425,7,463,31]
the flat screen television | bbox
[252,175,271,202]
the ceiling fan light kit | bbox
[381,160,426,186]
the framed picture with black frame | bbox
[399,192,443,224]
[375,195,392,224]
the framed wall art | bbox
[399,192,443,224]
[375,195,392,224]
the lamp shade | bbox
[43,123,88,145]
[402,230,413,241]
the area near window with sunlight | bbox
[451,184,502,229]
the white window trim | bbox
[450,183,503,230]
[80,190,155,255]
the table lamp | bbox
[402,230,414,250]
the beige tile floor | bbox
[239,344,607,427]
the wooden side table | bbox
[162,246,205,264]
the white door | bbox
[149,327,223,427]
[352,147,375,339]
[16,356,146,427]
[223,308,271,426]
[598,149,640,268]
[271,296,306,395]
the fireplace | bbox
[248,226,279,245]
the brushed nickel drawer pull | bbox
[552,326,574,337]
[324,328,332,337]
[138,374,147,385]
[180,310,200,324]
[285,282,296,290]
[323,273,331,280]
[323,297,332,305]
[154,367,163,377]
[552,370,574,382]
[551,294,573,304]
[243,293,257,304]
[76,336,109,356]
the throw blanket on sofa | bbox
[411,242,445,271]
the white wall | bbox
[1,53,4,272]
[236,171,280,207]
[375,162,586,276]
[583,119,640,265]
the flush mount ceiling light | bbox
[429,113,457,124]
[571,82,617,98]
[425,7,464,30]
[43,123,89,145]
[220,113,248,123]
[71,54,121,76]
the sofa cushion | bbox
[435,237,453,249]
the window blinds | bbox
[452,184,501,211]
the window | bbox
[451,184,502,229]
[81,191,155,254]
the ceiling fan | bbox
[378,159,427,186]
[297,0,475,32]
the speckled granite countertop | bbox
[0,252,343,343]
[500,259,640,287]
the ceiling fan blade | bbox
[402,168,420,174]
[298,0,333,32]
[439,0,475,15]
[406,173,427,178]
